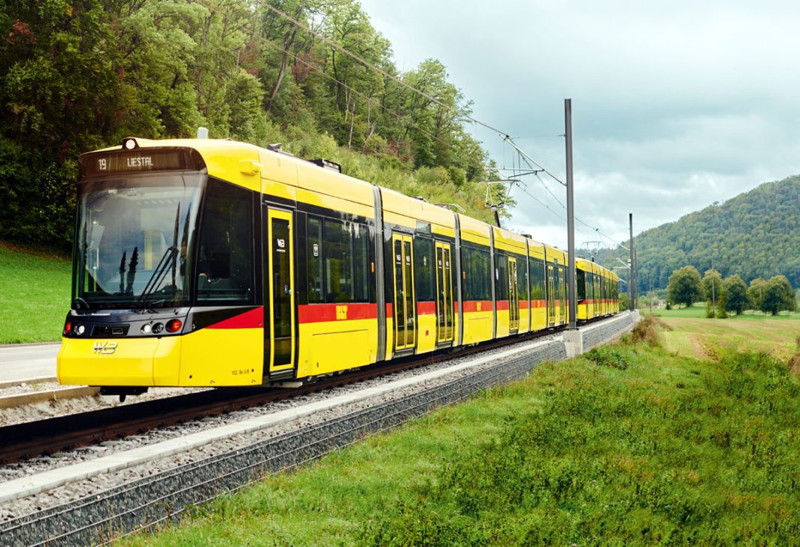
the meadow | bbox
[124,315,800,545]
[0,244,71,344]
[653,305,800,361]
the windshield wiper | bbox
[136,246,178,309]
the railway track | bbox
[0,333,532,464]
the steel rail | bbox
[0,331,555,463]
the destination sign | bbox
[79,148,205,177]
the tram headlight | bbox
[75,324,86,336]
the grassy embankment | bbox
[125,314,800,545]
[0,243,71,344]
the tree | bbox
[702,269,725,318]
[747,278,767,312]
[666,266,703,308]
[723,275,749,315]
[0,0,500,251]
[761,275,796,315]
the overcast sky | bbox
[358,0,800,249]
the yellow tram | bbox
[57,137,619,395]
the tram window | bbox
[314,217,371,304]
[519,257,529,300]
[463,246,491,301]
[415,237,434,302]
[496,254,508,301]
[352,223,370,303]
[577,269,586,301]
[307,216,323,303]
[324,218,353,303]
[530,258,545,300]
[553,265,561,299]
[196,179,254,304]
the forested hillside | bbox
[0,0,496,252]
[593,176,800,292]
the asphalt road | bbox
[0,344,59,383]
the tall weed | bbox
[789,336,800,377]
[626,314,668,347]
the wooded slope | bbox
[595,175,800,291]
[0,0,497,251]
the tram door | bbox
[435,242,454,343]
[558,267,567,323]
[593,274,600,318]
[547,264,556,327]
[267,209,295,374]
[508,257,520,333]
[393,233,416,351]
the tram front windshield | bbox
[75,173,204,309]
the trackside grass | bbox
[126,317,800,545]
[0,243,71,344]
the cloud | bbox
[360,0,800,245]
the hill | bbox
[592,175,800,292]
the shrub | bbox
[627,315,667,347]
[585,346,630,370]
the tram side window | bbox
[463,246,491,301]
[495,254,508,301]
[594,274,600,303]
[577,269,586,301]
[519,256,529,301]
[196,179,254,304]
[530,258,545,300]
[324,218,353,303]
[553,264,561,300]
[307,216,371,304]
[415,237,434,302]
[588,273,592,300]
[307,217,323,303]
[351,223,371,303]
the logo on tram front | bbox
[93,342,118,355]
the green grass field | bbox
[654,304,799,321]
[123,316,800,545]
[0,243,71,344]
[651,306,800,361]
